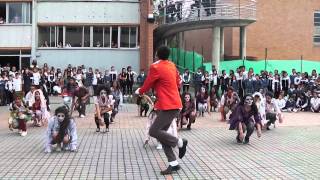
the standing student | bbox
[136,46,188,175]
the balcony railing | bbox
[154,0,257,25]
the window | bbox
[130,27,138,48]
[8,3,31,24]
[65,27,82,47]
[314,36,320,44]
[38,25,138,49]
[104,27,111,48]
[120,27,130,48]
[83,26,90,47]
[314,11,320,26]
[93,27,103,47]
[38,27,50,47]
[111,26,119,48]
[0,3,6,24]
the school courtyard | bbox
[0,97,320,179]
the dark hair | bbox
[55,106,71,144]
[265,91,274,98]
[156,46,170,60]
[96,85,111,96]
[240,94,258,115]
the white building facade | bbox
[0,0,142,71]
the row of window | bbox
[0,2,31,24]
[38,26,139,48]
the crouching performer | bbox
[45,106,77,153]
[229,94,262,144]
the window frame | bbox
[0,2,31,24]
[37,25,139,49]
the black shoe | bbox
[178,139,188,159]
[96,128,100,132]
[243,138,249,144]
[187,126,191,130]
[236,136,242,143]
[160,165,181,175]
[266,126,271,130]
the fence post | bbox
[177,46,180,66]
[193,46,195,72]
[201,46,204,71]
[184,40,186,69]
[300,55,303,73]
[265,48,268,71]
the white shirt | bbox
[310,97,320,109]
[32,72,41,85]
[13,76,22,92]
[275,99,286,110]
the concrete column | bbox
[240,26,247,60]
[178,31,184,49]
[220,27,224,61]
[211,26,221,72]
[31,0,37,61]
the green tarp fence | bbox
[169,48,320,74]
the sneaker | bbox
[21,131,27,137]
[156,144,163,150]
[18,130,22,134]
[80,114,85,118]
[56,144,62,152]
[160,165,181,175]
[178,139,188,159]
[243,137,250,144]
[236,136,242,143]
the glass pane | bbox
[83,26,90,47]
[130,27,137,48]
[315,17,320,23]
[66,26,82,47]
[22,3,31,23]
[93,27,103,47]
[120,27,130,48]
[57,26,63,48]
[111,26,118,48]
[104,27,110,47]
[0,3,6,24]
[38,27,50,47]
[314,36,320,43]
[50,27,55,47]
[315,13,320,18]
[9,3,22,23]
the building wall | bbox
[36,49,140,72]
[0,25,32,47]
[233,0,320,60]
[37,1,139,24]
[183,0,320,61]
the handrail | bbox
[154,0,256,25]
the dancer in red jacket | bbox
[136,46,188,175]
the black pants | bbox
[6,90,13,104]
[183,84,189,93]
[76,100,86,116]
[140,103,149,116]
[126,81,134,95]
[120,80,126,95]
[95,113,110,129]
[266,112,277,127]
[149,110,180,162]
[237,120,255,140]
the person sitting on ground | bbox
[196,86,210,117]
[310,91,320,113]
[284,95,296,112]
[179,92,196,130]
[30,89,50,127]
[220,87,240,121]
[265,92,283,130]
[275,94,287,112]
[209,87,219,112]
[94,85,114,133]
[45,106,77,153]
[137,94,153,117]
[8,96,32,137]
[295,93,310,112]
[229,94,262,144]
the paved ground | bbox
[0,97,320,179]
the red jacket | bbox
[139,60,182,110]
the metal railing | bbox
[154,0,256,25]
